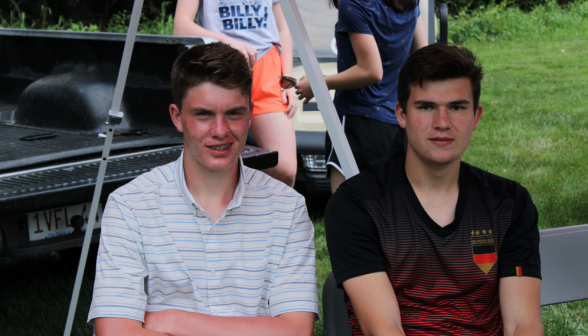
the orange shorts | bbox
[251,46,288,116]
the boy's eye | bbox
[450,106,466,111]
[227,110,246,117]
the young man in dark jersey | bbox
[325,44,543,335]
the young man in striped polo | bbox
[88,42,318,335]
[325,44,543,335]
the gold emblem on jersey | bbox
[471,229,497,274]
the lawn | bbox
[2,3,588,335]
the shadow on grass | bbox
[0,253,95,336]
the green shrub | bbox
[1,1,174,35]
[449,0,588,43]
[438,0,575,16]
[106,2,175,35]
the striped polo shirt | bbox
[88,153,319,323]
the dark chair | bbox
[323,224,588,336]
[323,273,352,335]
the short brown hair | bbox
[397,44,484,113]
[171,42,252,111]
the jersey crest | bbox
[471,229,497,274]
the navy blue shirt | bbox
[333,0,420,124]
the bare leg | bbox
[250,112,297,188]
[329,166,346,194]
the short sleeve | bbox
[498,187,541,279]
[325,182,385,287]
[337,0,373,35]
[87,194,149,323]
[269,196,319,317]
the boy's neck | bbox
[405,150,461,192]
[404,149,461,227]
[183,153,240,223]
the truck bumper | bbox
[0,213,101,257]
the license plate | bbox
[27,203,103,242]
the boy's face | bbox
[396,77,483,166]
[169,82,252,174]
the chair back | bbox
[540,223,588,306]
[323,272,352,336]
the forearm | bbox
[173,18,230,43]
[359,322,405,336]
[279,31,293,77]
[325,65,381,91]
[95,317,169,336]
[153,310,314,336]
[505,322,544,336]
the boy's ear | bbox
[395,102,407,129]
[169,103,183,133]
[472,104,483,130]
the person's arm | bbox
[143,310,314,336]
[295,32,382,104]
[96,317,169,336]
[325,177,401,335]
[499,277,544,336]
[273,1,298,118]
[343,273,405,336]
[411,17,427,53]
[498,186,543,335]
[87,193,152,330]
[173,0,257,66]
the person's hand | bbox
[295,75,314,104]
[144,310,176,335]
[282,88,298,118]
[224,38,257,68]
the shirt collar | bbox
[175,150,246,212]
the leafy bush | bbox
[449,0,588,43]
[106,1,174,35]
[0,1,173,35]
[438,0,575,15]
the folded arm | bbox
[96,310,314,336]
[145,310,314,336]
[343,272,405,336]
[500,276,544,336]
[95,317,168,336]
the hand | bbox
[144,310,176,335]
[282,88,298,118]
[224,38,257,68]
[295,75,314,104]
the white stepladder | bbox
[62,0,145,335]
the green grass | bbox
[463,37,588,230]
[0,253,95,335]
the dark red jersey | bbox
[325,157,541,335]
